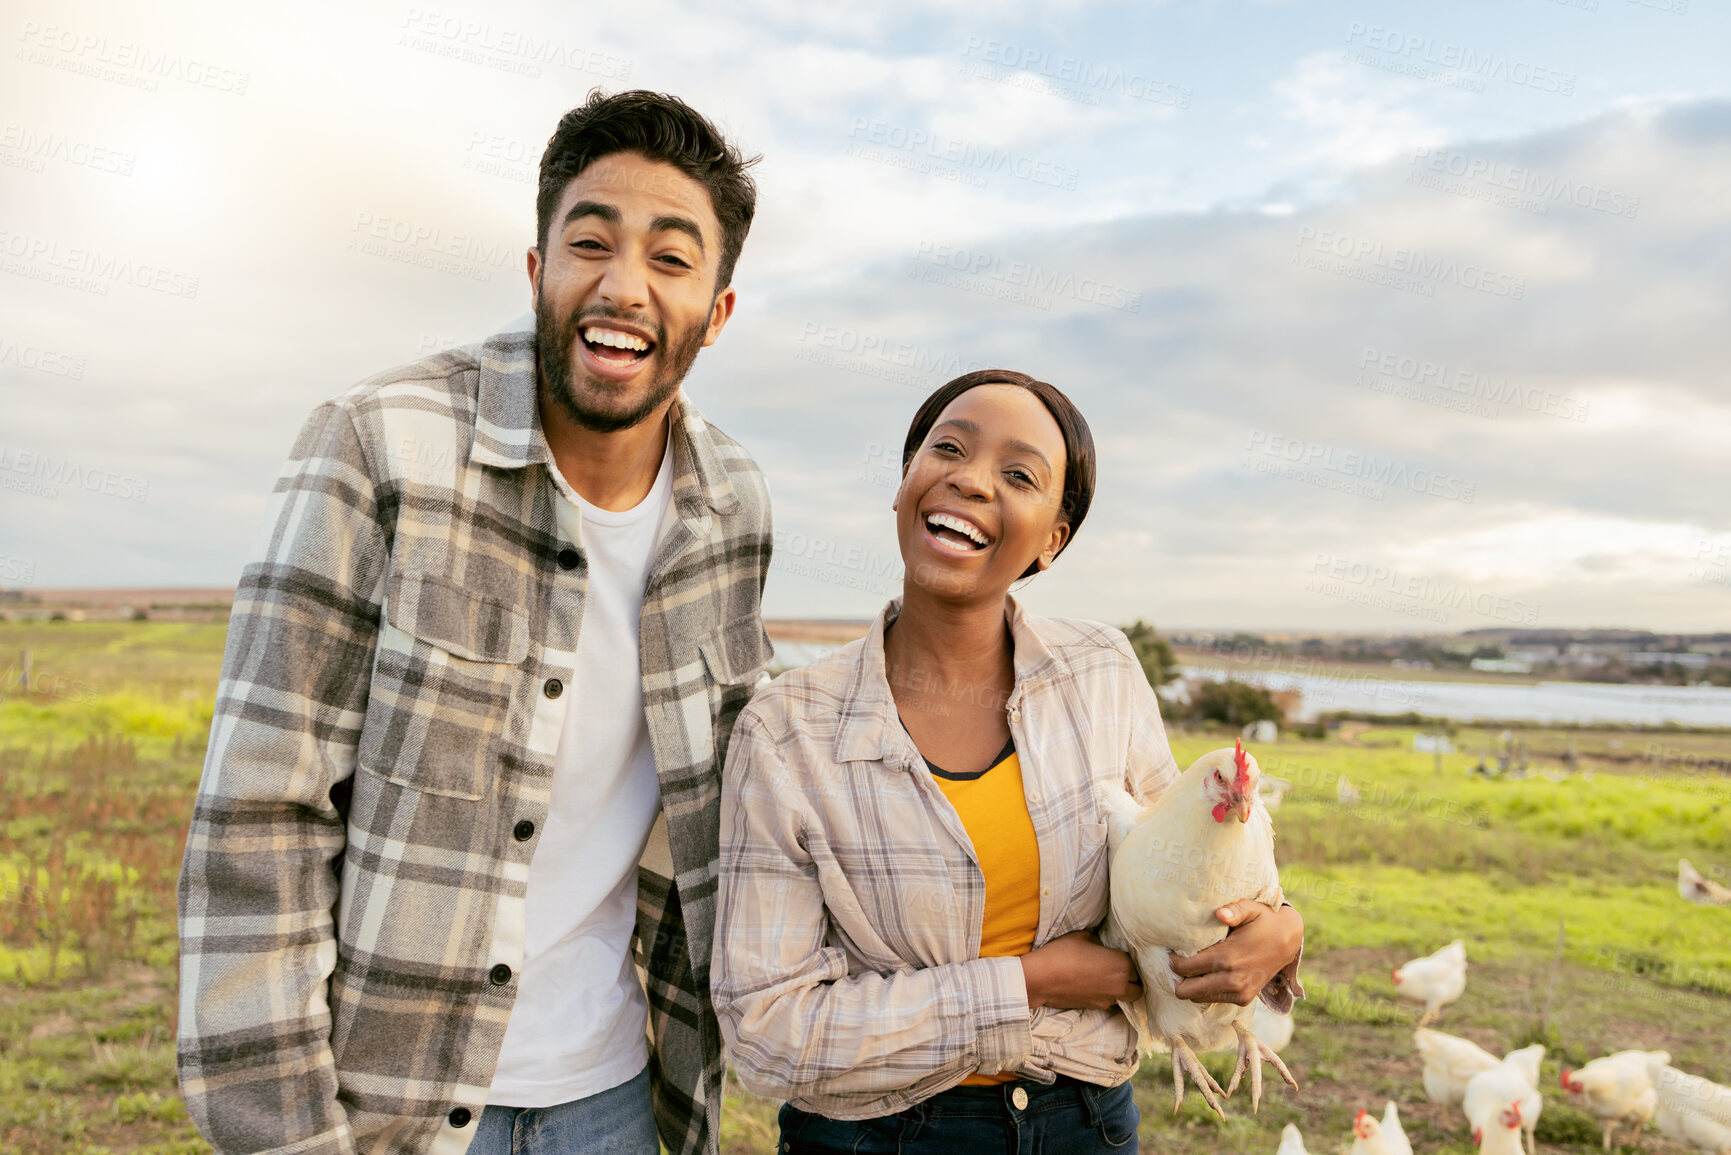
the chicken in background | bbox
[1647,1057,1731,1155]
[1101,741,1300,1116]
[1382,1099,1414,1155]
[1276,1122,1311,1155]
[1415,1027,1500,1106]
[1349,1101,1414,1155]
[1337,774,1361,805]
[1561,1049,1668,1150]
[1465,1045,1544,1155]
[1678,858,1731,906]
[1393,939,1467,1026]
[1259,775,1292,812]
[1503,1045,1547,1155]
[1470,1100,1528,1155]
[1250,1000,1294,1053]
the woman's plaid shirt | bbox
[176,324,772,1155]
[713,599,1183,1119]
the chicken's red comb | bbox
[1233,739,1252,794]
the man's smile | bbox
[575,320,659,381]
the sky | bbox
[2,0,1728,632]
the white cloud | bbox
[5,0,1730,636]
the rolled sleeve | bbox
[964,956,1034,1072]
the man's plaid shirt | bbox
[176,324,773,1155]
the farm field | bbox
[1,621,1727,1154]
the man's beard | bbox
[535,283,709,434]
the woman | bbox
[713,371,1304,1153]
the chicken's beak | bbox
[1232,794,1253,823]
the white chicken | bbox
[1101,741,1299,1116]
[1648,1057,1731,1155]
[1392,939,1467,1025]
[1250,1000,1294,1053]
[1415,1027,1499,1106]
[1503,1043,1546,1089]
[1469,1099,1528,1155]
[1382,1099,1415,1155]
[1465,1046,1544,1155]
[1259,775,1292,812]
[1337,774,1361,805]
[1678,858,1731,905]
[1561,1049,1668,1149]
[1276,1122,1311,1155]
[1350,1101,1414,1155]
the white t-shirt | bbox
[488,434,674,1107]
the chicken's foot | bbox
[1226,1022,1262,1111]
[1166,1036,1226,1119]
[1227,1020,1298,1112]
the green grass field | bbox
[2,621,1727,1154]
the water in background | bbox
[1180,666,1731,727]
[766,640,1731,727]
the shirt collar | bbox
[833,593,1061,767]
[467,321,739,517]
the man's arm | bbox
[177,400,391,1154]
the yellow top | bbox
[929,742,1041,1085]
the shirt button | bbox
[489,963,512,986]
[448,1107,472,1128]
[557,548,579,570]
[1041,886,1053,898]
[513,819,535,842]
[1011,1086,1029,1111]
[543,678,563,699]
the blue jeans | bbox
[469,1066,659,1155]
[779,1075,1139,1154]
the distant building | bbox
[1626,652,1712,670]
[1471,657,1533,674]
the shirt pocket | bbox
[356,570,530,801]
[699,613,774,735]
[1057,820,1111,933]
[699,612,774,686]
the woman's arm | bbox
[712,710,1033,1102]
[1171,901,1305,1008]
[1021,930,1142,1010]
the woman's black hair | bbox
[901,370,1096,580]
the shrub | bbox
[1121,620,1178,688]
[1187,678,1283,727]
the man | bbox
[177,90,771,1155]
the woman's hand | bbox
[1020,930,1143,1011]
[1171,901,1303,1006]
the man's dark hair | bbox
[537,89,760,292]
[902,370,1097,580]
